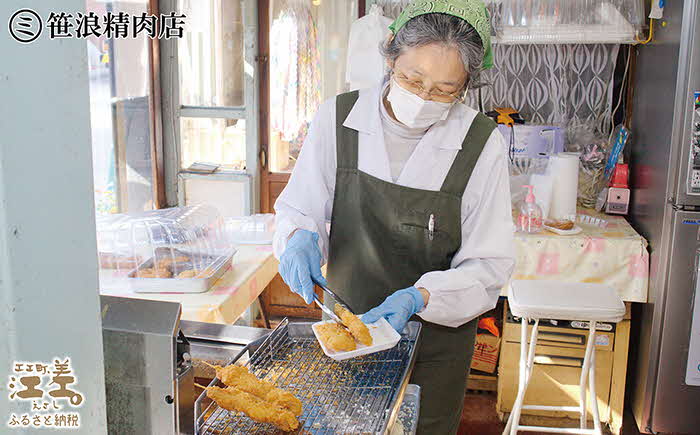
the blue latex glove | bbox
[279,229,327,304]
[362,286,425,332]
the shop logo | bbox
[6,358,84,429]
[8,9,42,43]
[7,9,187,43]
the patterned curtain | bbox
[465,44,619,128]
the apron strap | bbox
[335,90,360,169]
[440,112,497,196]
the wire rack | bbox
[195,319,421,434]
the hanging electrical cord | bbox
[609,45,631,142]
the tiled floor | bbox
[457,392,642,435]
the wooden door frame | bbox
[258,0,278,213]
[149,0,166,209]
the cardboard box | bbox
[471,333,501,374]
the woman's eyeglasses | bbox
[393,71,466,103]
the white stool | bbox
[503,280,626,435]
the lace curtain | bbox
[270,0,322,142]
[369,0,620,131]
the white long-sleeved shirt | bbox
[273,81,516,328]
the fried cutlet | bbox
[206,363,302,416]
[334,304,373,346]
[316,322,356,352]
[205,385,299,432]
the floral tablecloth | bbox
[505,209,649,302]
[100,245,279,324]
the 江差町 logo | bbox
[8,9,43,43]
[6,358,85,429]
[8,9,186,43]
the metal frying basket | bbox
[194,318,422,434]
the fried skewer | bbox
[200,384,299,432]
[202,362,302,416]
[315,322,356,352]
[334,304,373,346]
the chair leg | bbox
[504,317,540,435]
[579,320,597,429]
[503,317,528,435]
[588,322,603,434]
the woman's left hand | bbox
[362,286,428,332]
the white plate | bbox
[312,317,401,361]
[543,224,583,236]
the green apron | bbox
[326,91,496,434]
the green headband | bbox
[389,0,493,69]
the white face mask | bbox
[386,78,455,129]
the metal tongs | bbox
[311,276,355,323]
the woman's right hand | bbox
[278,229,326,304]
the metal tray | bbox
[127,250,235,294]
[390,384,420,435]
[194,319,422,434]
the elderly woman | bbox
[273,0,515,432]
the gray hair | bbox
[380,13,487,90]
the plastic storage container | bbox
[224,214,275,245]
[97,205,235,293]
[490,0,645,44]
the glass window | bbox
[180,117,247,170]
[87,0,155,214]
[268,0,357,173]
[178,0,245,107]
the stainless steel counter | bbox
[180,320,270,380]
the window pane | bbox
[268,0,357,173]
[87,0,155,214]
[180,117,246,170]
[178,0,245,107]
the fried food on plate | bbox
[205,385,299,432]
[316,322,356,352]
[545,219,575,230]
[334,304,373,346]
[206,363,302,416]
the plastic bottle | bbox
[518,185,543,233]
